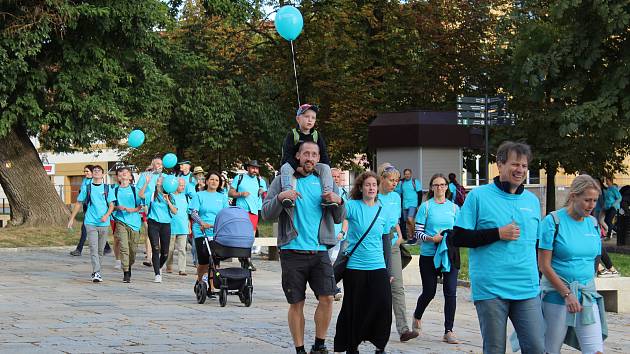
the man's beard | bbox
[302,161,315,173]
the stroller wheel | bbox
[219,288,228,307]
[244,286,253,307]
[195,281,207,304]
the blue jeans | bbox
[474,296,544,354]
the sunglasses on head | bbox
[381,165,398,176]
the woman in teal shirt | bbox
[334,171,391,354]
[189,172,229,294]
[538,174,606,354]
[412,173,460,344]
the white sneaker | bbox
[114,260,122,270]
[92,272,103,283]
[154,274,162,283]
[202,274,209,288]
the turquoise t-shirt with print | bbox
[395,178,422,209]
[112,185,142,232]
[416,198,459,256]
[178,173,197,199]
[77,183,116,227]
[378,191,402,245]
[147,192,173,224]
[455,183,541,301]
[231,174,267,214]
[170,193,190,235]
[345,199,388,270]
[138,171,167,211]
[538,208,601,305]
[282,174,326,251]
[188,191,229,238]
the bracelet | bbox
[339,230,346,236]
[562,291,571,298]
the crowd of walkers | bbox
[65,103,618,354]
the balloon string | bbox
[290,40,301,107]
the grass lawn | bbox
[609,252,630,276]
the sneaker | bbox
[154,274,162,283]
[123,271,131,283]
[309,345,329,354]
[143,260,152,267]
[70,249,82,256]
[443,331,460,344]
[178,271,187,276]
[334,287,343,301]
[412,318,421,334]
[400,330,419,342]
[599,268,621,277]
[202,273,209,288]
[114,260,122,270]
[248,261,257,272]
[104,247,112,255]
[92,272,103,283]
[281,198,295,208]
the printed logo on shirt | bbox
[584,232,599,238]
[520,207,533,213]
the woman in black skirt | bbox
[334,171,391,354]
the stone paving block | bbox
[0,248,628,353]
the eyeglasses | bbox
[431,183,448,188]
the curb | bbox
[0,246,72,252]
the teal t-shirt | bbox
[282,174,326,251]
[416,198,459,256]
[231,174,267,214]
[112,185,141,232]
[170,193,190,235]
[77,183,115,227]
[538,208,601,304]
[188,191,229,238]
[455,183,541,301]
[378,191,402,245]
[448,183,457,203]
[178,173,197,199]
[345,199,388,270]
[395,178,422,209]
[138,171,167,210]
[147,192,173,224]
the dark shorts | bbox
[194,237,220,267]
[280,250,336,304]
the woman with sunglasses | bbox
[412,173,461,344]
[378,163,418,343]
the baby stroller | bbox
[196,207,255,307]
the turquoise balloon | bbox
[162,175,178,193]
[163,153,177,169]
[275,5,303,41]
[128,130,145,148]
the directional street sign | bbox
[457,96,487,104]
[457,103,486,111]
[458,111,485,118]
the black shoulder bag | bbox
[333,206,382,283]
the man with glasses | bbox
[69,165,112,257]
[68,165,116,282]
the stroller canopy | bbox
[213,207,255,249]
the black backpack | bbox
[230,174,262,206]
[83,183,110,209]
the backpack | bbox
[292,128,319,145]
[114,185,139,208]
[83,183,110,209]
[454,184,467,207]
[230,174,263,206]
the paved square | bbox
[0,248,627,353]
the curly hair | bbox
[349,171,379,200]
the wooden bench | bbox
[595,276,630,313]
[0,215,9,228]
[254,223,279,260]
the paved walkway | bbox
[0,248,628,353]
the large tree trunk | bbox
[545,167,557,214]
[0,124,69,227]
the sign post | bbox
[456,96,516,184]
